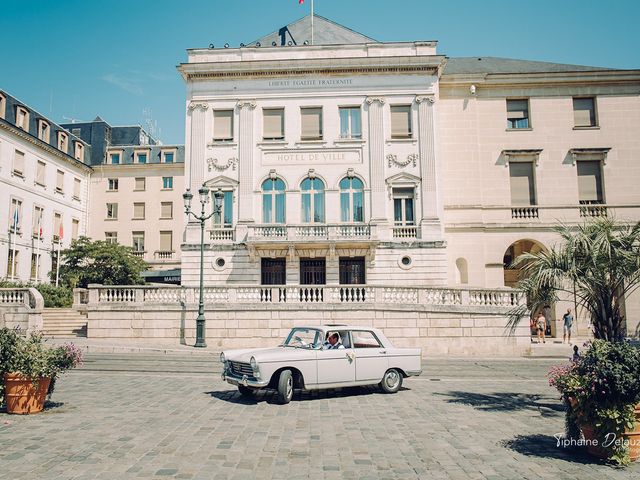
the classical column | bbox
[415,95,442,237]
[237,100,256,224]
[366,97,387,223]
[187,102,209,192]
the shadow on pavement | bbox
[436,391,564,416]
[501,434,607,465]
[206,385,410,404]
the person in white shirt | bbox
[323,333,345,349]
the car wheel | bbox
[277,369,294,404]
[380,368,403,394]
[237,385,254,397]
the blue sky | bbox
[1,0,638,145]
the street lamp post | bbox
[183,186,224,348]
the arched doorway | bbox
[503,239,553,338]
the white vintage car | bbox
[220,325,422,403]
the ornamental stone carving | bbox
[365,97,386,105]
[415,95,435,104]
[387,153,419,168]
[188,102,209,111]
[236,99,257,109]
[207,157,238,172]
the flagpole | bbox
[35,217,42,283]
[9,210,17,281]
[55,239,61,287]
[311,0,314,45]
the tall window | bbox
[7,250,18,278]
[339,107,362,139]
[106,203,118,219]
[30,253,40,281]
[56,170,64,193]
[57,132,68,152]
[73,178,81,200]
[160,202,173,219]
[339,177,364,222]
[262,178,286,224]
[261,258,286,285]
[213,110,234,141]
[506,99,530,129]
[213,191,233,228]
[132,232,145,252]
[301,177,325,223]
[36,161,46,186]
[300,258,326,285]
[573,97,597,127]
[105,232,118,244]
[13,150,25,176]
[134,177,146,191]
[71,219,79,240]
[38,120,50,142]
[9,198,22,231]
[339,257,366,284]
[159,231,173,252]
[509,162,536,205]
[393,188,415,226]
[263,108,285,140]
[300,107,322,140]
[32,205,44,238]
[390,105,412,138]
[577,161,604,204]
[133,202,146,219]
[53,213,62,241]
[16,107,29,131]
[162,176,173,189]
[74,142,84,161]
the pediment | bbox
[385,172,421,185]
[204,175,239,188]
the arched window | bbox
[301,177,325,223]
[262,178,286,224]
[339,177,364,222]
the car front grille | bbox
[229,361,253,377]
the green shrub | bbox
[0,281,72,307]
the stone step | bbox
[41,308,88,337]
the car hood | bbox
[223,346,316,363]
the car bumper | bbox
[405,369,422,377]
[222,371,269,388]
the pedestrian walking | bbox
[536,311,547,344]
[562,308,574,344]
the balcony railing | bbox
[392,226,418,239]
[89,284,523,308]
[131,251,146,258]
[210,228,235,241]
[248,224,372,241]
[511,207,539,219]
[154,250,175,260]
[579,200,607,218]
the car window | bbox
[323,331,351,349]
[284,328,321,349]
[352,330,382,348]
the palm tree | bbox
[506,218,640,341]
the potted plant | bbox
[0,327,83,414]
[549,340,640,465]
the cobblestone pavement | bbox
[1,355,639,479]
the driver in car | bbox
[323,333,345,350]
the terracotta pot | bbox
[3,373,51,415]
[580,403,640,462]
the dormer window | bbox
[108,151,121,164]
[57,132,68,153]
[161,149,176,163]
[16,106,29,131]
[74,141,84,161]
[135,150,148,164]
[0,93,6,119]
[38,120,50,142]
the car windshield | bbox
[283,328,322,349]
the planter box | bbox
[3,373,51,414]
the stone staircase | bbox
[41,308,88,338]
[526,337,591,358]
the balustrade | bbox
[210,228,235,241]
[392,226,418,239]
[511,207,539,219]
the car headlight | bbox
[220,352,225,364]
[250,356,258,371]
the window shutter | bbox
[14,151,25,174]
[573,98,595,127]
[160,231,172,251]
[507,100,528,119]
[263,109,284,139]
[301,108,322,139]
[135,177,145,190]
[53,214,61,237]
[56,170,64,191]
[72,219,79,240]
[214,110,233,140]
[577,161,603,202]
[161,202,173,218]
[36,161,45,184]
[73,178,81,198]
[391,106,411,137]
[134,203,145,218]
[509,163,535,205]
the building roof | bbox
[443,57,613,75]
[250,14,377,46]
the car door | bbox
[316,331,356,385]
[352,330,389,382]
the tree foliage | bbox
[506,218,640,341]
[53,236,148,288]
